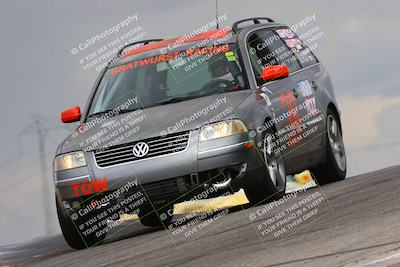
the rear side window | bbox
[247,29,301,85]
[276,27,318,67]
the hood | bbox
[60,90,251,153]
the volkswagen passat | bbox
[54,17,346,249]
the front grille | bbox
[94,131,190,168]
[140,177,189,200]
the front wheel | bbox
[56,195,106,249]
[245,126,286,205]
[312,109,346,184]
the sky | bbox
[0,0,399,245]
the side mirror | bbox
[261,65,289,82]
[61,106,81,123]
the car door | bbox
[275,26,326,166]
[246,27,314,173]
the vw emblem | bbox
[132,142,149,157]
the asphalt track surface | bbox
[2,165,400,267]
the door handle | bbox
[292,88,299,98]
[312,81,318,91]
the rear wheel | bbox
[312,109,346,184]
[56,195,106,249]
[245,126,286,205]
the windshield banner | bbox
[111,44,229,75]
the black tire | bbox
[312,109,346,185]
[56,195,106,249]
[139,205,173,227]
[245,125,286,205]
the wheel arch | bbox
[327,102,343,132]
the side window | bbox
[276,27,318,67]
[247,29,301,85]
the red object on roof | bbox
[123,27,232,58]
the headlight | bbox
[54,151,86,171]
[199,120,247,142]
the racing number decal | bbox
[279,90,301,147]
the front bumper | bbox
[54,130,264,204]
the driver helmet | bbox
[209,58,230,78]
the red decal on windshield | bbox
[123,28,232,58]
[186,44,229,57]
[111,53,179,75]
[111,62,133,75]
[111,45,229,75]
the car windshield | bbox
[87,43,248,118]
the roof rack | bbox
[232,17,275,33]
[116,39,164,57]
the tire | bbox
[312,108,346,185]
[245,125,286,205]
[56,195,106,249]
[139,204,173,227]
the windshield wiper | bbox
[87,108,140,118]
[156,96,198,106]
[87,109,117,118]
